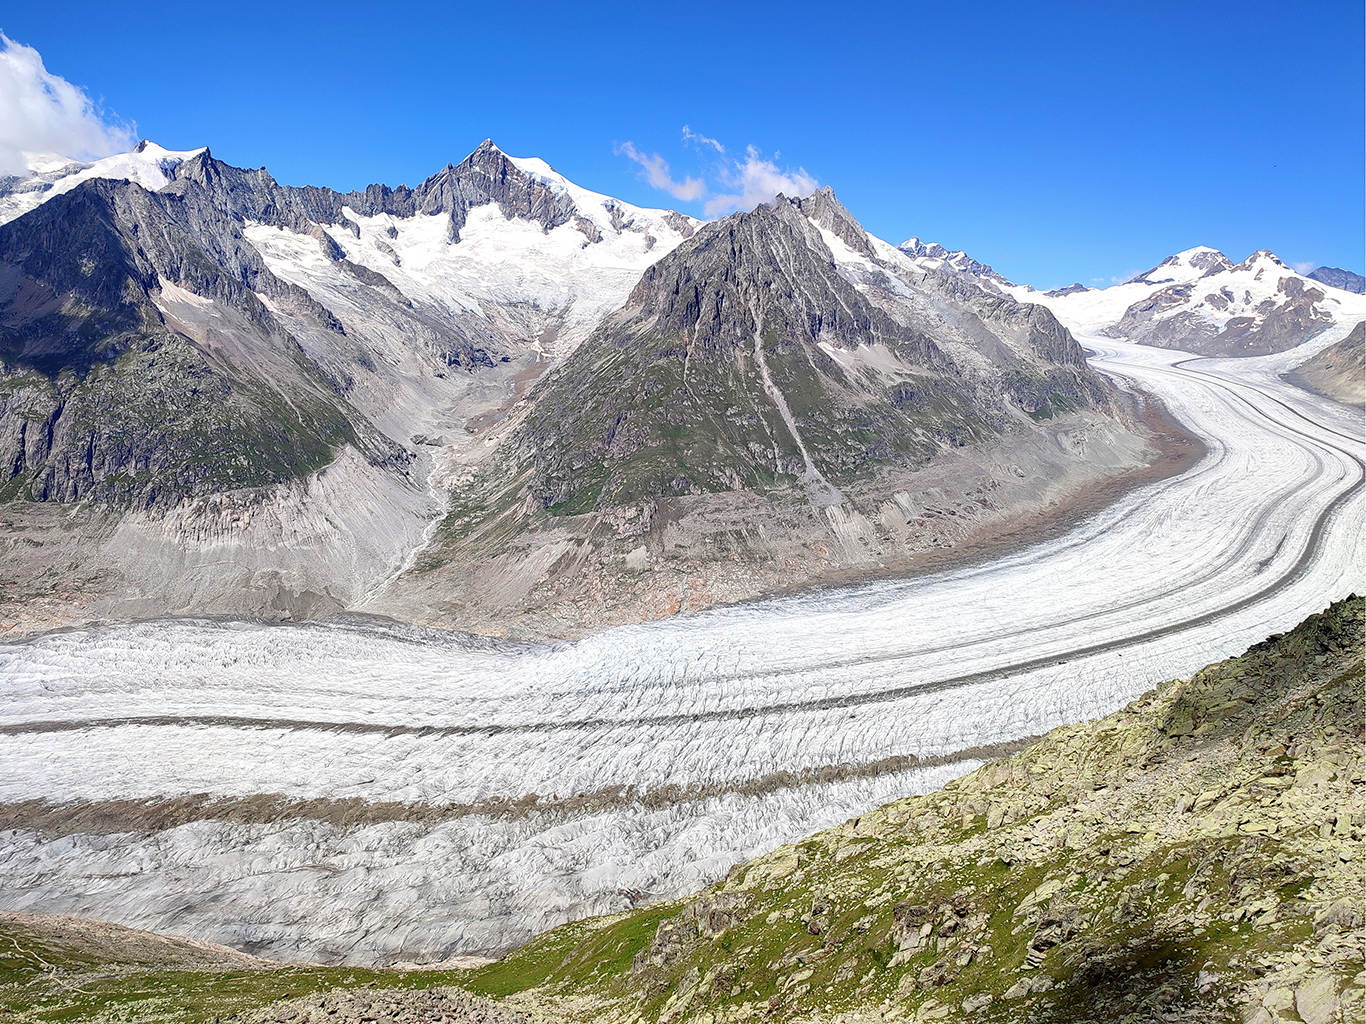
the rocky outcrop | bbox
[1285,322,1365,407]
[230,989,549,1024]
[1307,266,1365,295]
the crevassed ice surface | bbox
[0,338,1362,963]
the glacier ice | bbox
[0,338,1361,962]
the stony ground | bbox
[226,987,549,1024]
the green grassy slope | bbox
[0,913,470,1023]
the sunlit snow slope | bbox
[0,141,206,225]
[0,332,1360,963]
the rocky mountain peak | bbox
[417,139,580,239]
[787,186,876,260]
[1307,266,1366,294]
[1233,249,1292,274]
[897,236,1015,289]
[1132,246,1233,285]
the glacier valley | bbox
[0,329,1361,963]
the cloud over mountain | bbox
[0,33,135,175]
[703,144,817,216]
[614,141,705,202]
[617,131,817,217]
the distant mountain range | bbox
[887,238,1366,358]
[1005,248,1366,356]
[0,140,1361,635]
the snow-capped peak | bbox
[898,236,952,260]
[1006,242,1366,355]
[502,147,697,241]
[1233,249,1292,274]
[1131,246,1233,286]
[237,140,705,361]
[0,140,207,226]
[897,236,1014,287]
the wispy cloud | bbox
[0,33,135,176]
[703,146,818,217]
[614,141,706,202]
[1291,260,1316,275]
[614,134,818,217]
[1111,269,1142,285]
[682,125,724,153]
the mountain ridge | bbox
[1306,266,1365,295]
[0,139,1306,639]
[375,188,1161,638]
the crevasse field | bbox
[1,334,1362,963]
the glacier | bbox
[0,333,1362,963]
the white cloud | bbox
[1291,260,1316,275]
[682,125,724,153]
[614,141,706,202]
[0,33,135,176]
[1111,269,1142,285]
[703,146,818,217]
[614,136,817,218]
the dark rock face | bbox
[473,193,1108,517]
[1307,266,1365,294]
[0,175,402,507]
[1044,282,1088,297]
[1284,321,1365,407]
[170,139,591,245]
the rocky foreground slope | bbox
[2,597,1360,1023]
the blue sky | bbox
[2,1,1361,288]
